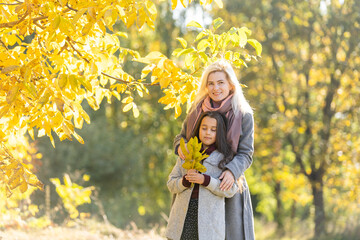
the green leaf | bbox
[195,31,208,41]
[197,39,210,51]
[135,51,166,64]
[214,0,223,8]
[177,48,195,57]
[212,18,224,30]
[176,37,187,48]
[247,39,262,56]
[123,102,133,112]
[199,52,209,63]
[187,20,203,29]
[132,103,140,118]
[172,48,183,57]
[122,96,133,104]
[146,0,157,15]
[238,28,248,48]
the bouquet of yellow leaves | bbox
[180,137,208,173]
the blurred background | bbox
[1,0,359,239]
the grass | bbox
[1,217,358,240]
[0,219,166,240]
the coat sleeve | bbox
[205,177,238,198]
[167,158,188,194]
[173,116,188,155]
[225,112,254,180]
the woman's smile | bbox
[206,71,233,102]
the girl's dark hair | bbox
[191,111,235,169]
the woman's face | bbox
[206,71,233,102]
[199,116,217,148]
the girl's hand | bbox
[178,141,188,159]
[185,170,205,184]
[219,170,235,191]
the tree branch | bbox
[0,2,23,5]
[66,3,78,12]
[0,39,9,50]
[67,38,90,63]
[0,9,70,28]
[287,134,310,178]
[0,10,29,28]
[67,38,157,86]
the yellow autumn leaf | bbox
[6,85,20,104]
[123,102,133,112]
[20,180,28,193]
[171,0,178,10]
[180,137,208,173]
[187,20,202,29]
[247,39,262,56]
[132,103,140,118]
[176,37,187,48]
[214,0,223,8]
[73,132,84,144]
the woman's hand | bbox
[178,141,188,159]
[185,169,205,184]
[219,170,235,191]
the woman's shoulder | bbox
[241,111,254,122]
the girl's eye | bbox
[211,128,216,132]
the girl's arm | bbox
[167,158,188,194]
[225,112,254,180]
[205,177,239,198]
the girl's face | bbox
[206,71,233,102]
[199,116,217,148]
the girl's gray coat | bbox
[174,112,256,240]
[166,151,238,240]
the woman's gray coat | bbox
[174,112,255,240]
[166,151,238,240]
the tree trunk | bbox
[311,174,326,237]
[274,182,284,232]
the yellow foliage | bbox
[180,137,208,173]
[0,134,44,198]
[137,18,261,118]
[0,1,259,197]
[50,174,94,219]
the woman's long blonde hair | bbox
[190,59,253,115]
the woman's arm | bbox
[173,116,188,156]
[205,177,239,198]
[167,158,188,194]
[225,112,254,180]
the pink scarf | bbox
[186,95,242,152]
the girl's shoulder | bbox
[205,150,224,164]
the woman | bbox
[173,59,255,240]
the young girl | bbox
[166,111,239,240]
